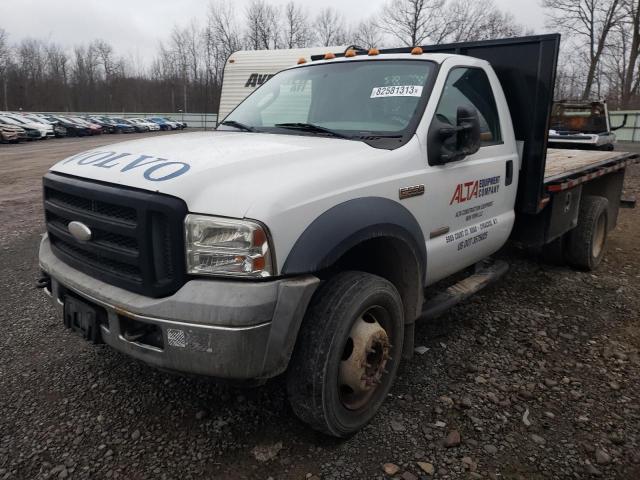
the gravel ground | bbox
[0,137,639,480]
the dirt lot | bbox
[0,135,639,480]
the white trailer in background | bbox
[218,46,347,121]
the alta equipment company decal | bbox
[450,176,501,205]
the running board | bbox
[420,259,509,320]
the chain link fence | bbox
[27,112,218,130]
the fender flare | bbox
[281,197,426,278]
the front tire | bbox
[565,195,609,270]
[287,271,404,437]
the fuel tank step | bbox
[420,258,509,321]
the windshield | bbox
[0,116,21,125]
[222,59,436,147]
[7,116,28,125]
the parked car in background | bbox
[129,118,160,131]
[21,114,67,138]
[0,123,26,143]
[7,113,55,138]
[147,117,175,131]
[44,115,92,137]
[0,114,51,139]
[98,116,136,134]
[163,116,186,129]
[67,116,102,135]
[84,116,116,134]
[0,115,46,139]
[111,117,147,133]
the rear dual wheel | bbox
[565,195,609,270]
[287,271,404,437]
[541,195,609,271]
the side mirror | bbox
[429,106,481,165]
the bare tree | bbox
[378,0,446,46]
[441,0,524,43]
[245,0,281,49]
[544,0,625,100]
[0,28,11,111]
[619,0,640,105]
[204,0,242,85]
[353,18,385,48]
[93,39,114,79]
[283,2,313,48]
[314,7,350,46]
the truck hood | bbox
[49,131,382,218]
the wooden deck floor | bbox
[544,148,634,183]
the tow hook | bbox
[35,272,51,290]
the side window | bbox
[434,67,502,146]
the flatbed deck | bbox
[543,148,639,192]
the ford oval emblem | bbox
[68,221,92,242]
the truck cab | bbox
[38,35,638,437]
[548,100,627,151]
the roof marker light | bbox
[324,52,336,60]
[368,48,380,56]
[345,49,357,58]
[411,46,423,55]
[297,57,307,64]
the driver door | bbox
[422,64,518,284]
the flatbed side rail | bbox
[545,153,639,193]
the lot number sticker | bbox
[370,85,423,98]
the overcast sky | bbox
[0,0,547,63]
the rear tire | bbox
[287,271,404,437]
[565,195,609,271]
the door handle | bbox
[505,160,514,186]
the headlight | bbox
[185,214,273,278]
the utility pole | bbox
[2,77,7,111]
[183,83,187,114]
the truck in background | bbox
[548,100,628,151]
[38,35,638,437]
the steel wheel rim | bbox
[338,306,392,411]
[592,213,606,258]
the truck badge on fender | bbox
[399,184,425,199]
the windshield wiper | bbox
[219,120,256,132]
[274,122,350,139]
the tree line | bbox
[1,0,640,114]
[0,0,526,114]
[546,0,640,108]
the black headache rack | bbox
[43,172,188,298]
[313,34,561,215]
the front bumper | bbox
[39,236,319,380]
[1,131,18,141]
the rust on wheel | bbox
[338,306,392,410]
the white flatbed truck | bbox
[38,35,638,437]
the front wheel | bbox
[287,271,404,437]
